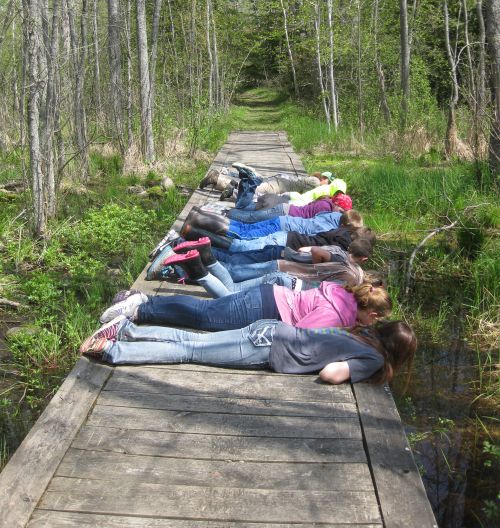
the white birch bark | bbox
[149,0,162,122]
[373,0,391,123]
[206,0,214,107]
[399,0,410,126]
[125,0,133,148]
[314,2,330,130]
[280,0,299,97]
[92,0,102,115]
[136,0,155,162]
[443,0,460,157]
[107,0,124,151]
[327,0,339,129]
[23,0,46,236]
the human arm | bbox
[310,246,332,263]
[319,362,351,384]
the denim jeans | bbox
[136,286,269,331]
[235,175,262,209]
[228,217,282,239]
[227,203,287,223]
[104,319,278,366]
[199,261,295,297]
[221,259,280,282]
[212,245,284,263]
[228,231,288,252]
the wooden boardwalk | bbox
[0,132,437,528]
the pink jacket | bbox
[273,282,357,329]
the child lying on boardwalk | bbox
[79,318,416,386]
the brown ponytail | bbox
[345,283,392,318]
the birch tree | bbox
[443,0,461,157]
[314,2,330,129]
[399,0,410,127]
[107,0,124,151]
[23,0,46,236]
[373,0,391,123]
[279,0,299,98]
[136,0,155,162]
[486,0,500,180]
[327,0,339,129]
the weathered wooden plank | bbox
[28,510,381,528]
[38,477,382,524]
[87,405,362,439]
[73,426,367,463]
[353,383,438,528]
[97,389,357,417]
[0,358,112,528]
[57,448,373,491]
[104,367,355,402]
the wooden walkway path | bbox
[0,132,437,528]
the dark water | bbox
[393,337,499,528]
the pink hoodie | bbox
[272,282,357,329]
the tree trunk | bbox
[356,0,364,137]
[327,0,339,129]
[107,0,124,152]
[23,0,46,236]
[485,0,500,182]
[373,0,391,123]
[279,0,299,98]
[136,0,155,162]
[125,0,133,148]
[149,0,162,122]
[92,0,102,115]
[399,0,410,128]
[473,0,487,170]
[206,0,214,107]
[211,4,221,107]
[314,2,331,130]
[42,0,60,216]
[443,0,460,158]
[69,0,90,182]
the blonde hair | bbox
[340,209,363,228]
[345,283,392,318]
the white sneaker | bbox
[232,161,256,173]
[99,293,148,324]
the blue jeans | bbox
[228,203,287,223]
[228,217,282,239]
[212,245,284,263]
[228,231,288,252]
[136,286,270,331]
[104,319,278,366]
[221,259,279,282]
[199,261,295,297]
[235,175,263,209]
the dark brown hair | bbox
[340,209,363,228]
[350,321,417,385]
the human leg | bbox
[211,245,284,263]
[135,287,267,331]
[102,319,276,366]
[227,203,286,223]
[228,231,288,252]
[228,217,282,239]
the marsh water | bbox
[1,299,498,527]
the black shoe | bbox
[182,225,232,250]
[186,208,230,235]
[219,185,235,201]
[199,169,219,189]
[163,250,208,281]
[173,237,217,266]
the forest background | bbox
[0,0,499,527]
